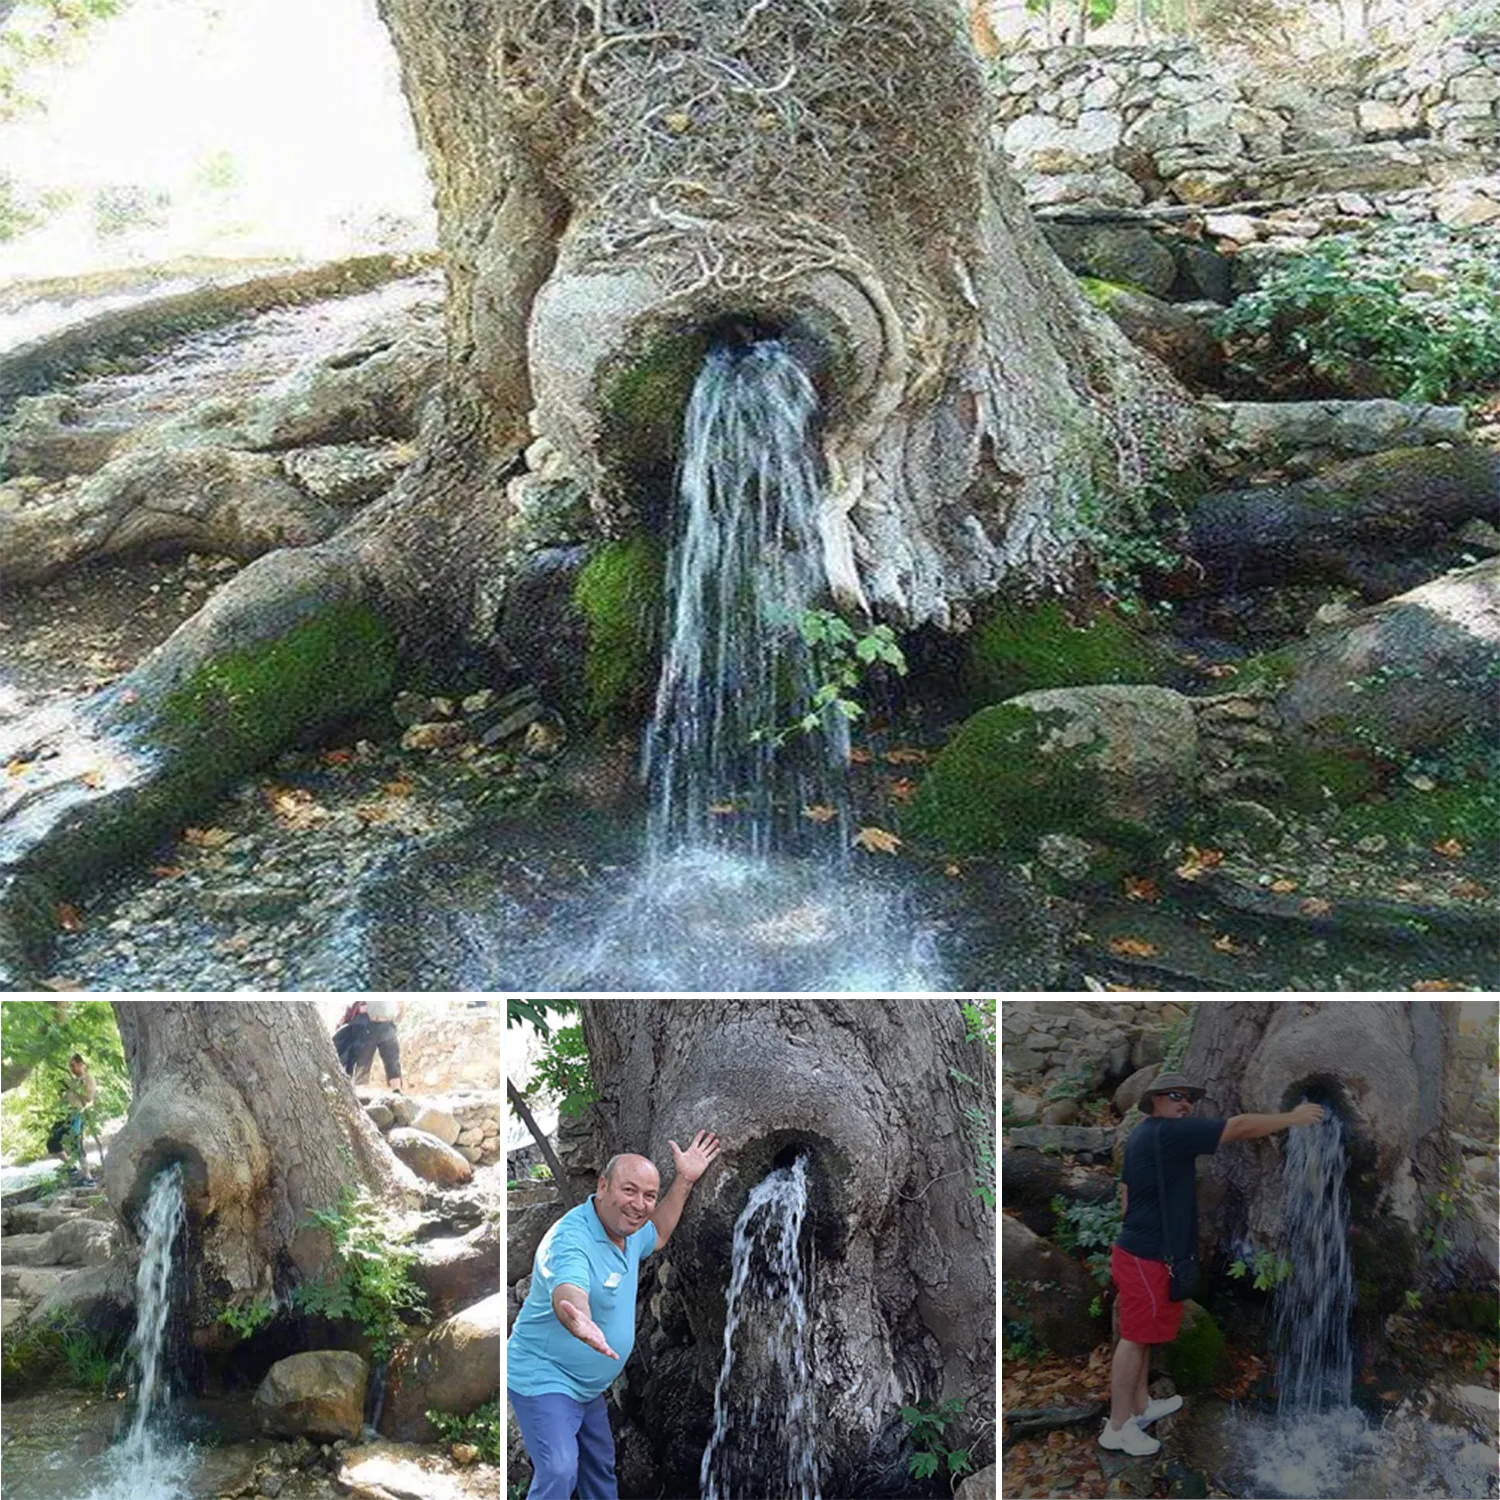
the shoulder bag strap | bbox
[1152,1119,1176,1269]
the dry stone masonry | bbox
[991,37,1499,223]
[362,1091,503,1169]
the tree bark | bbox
[105,1001,421,1332]
[0,0,1198,982]
[575,998,995,1499]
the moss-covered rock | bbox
[573,534,664,731]
[964,599,1170,708]
[1162,1300,1223,1394]
[906,685,1198,856]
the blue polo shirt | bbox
[506,1196,658,1401]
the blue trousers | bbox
[508,1388,618,1500]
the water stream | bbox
[83,1162,191,1500]
[701,1156,820,1500]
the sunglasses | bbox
[1162,1092,1192,1102]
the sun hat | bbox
[1137,1071,1207,1110]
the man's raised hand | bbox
[669,1129,722,1183]
[1288,1102,1326,1128]
[556,1298,619,1360]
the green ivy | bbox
[899,1396,973,1483]
[1218,224,1500,406]
[1050,1195,1123,1287]
[427,1397,502,1463]
[291,1189,428,1362]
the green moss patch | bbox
[1164,1303,1223,1394]
[573,535,664,731]
[1273,744,1384,812]
[1332,777,1500,851]
[904,701,1155,857]
[965,599,1168,708]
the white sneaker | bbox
[1098,1418,1161,1455]
[1135,1395,1183,1425]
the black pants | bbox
[333,1019,368,1075]
[353,1021,401,1085]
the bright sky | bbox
[0,0,435,276]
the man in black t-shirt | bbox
[1100,1070,1324,1456]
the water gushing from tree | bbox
[1271,1101,1354,1414]
[701,1156,821,1500]
[646,340,848,858]
[84,1162,191,1500]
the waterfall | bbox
[700,1156,821,1500]
[645,339,848,859]
[1270,1101,1354,1415]
[83,1163,191,1500]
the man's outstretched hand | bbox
[669,1129,722,1183]
[557,1298,619,1360]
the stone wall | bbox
[396,1002,502,1093]
[991,37,1499,215]
[364,1089,503,1166]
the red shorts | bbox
[1111,1244,1185,1343]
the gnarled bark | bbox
[575,998,995,1499]
[106,1001,420,1327]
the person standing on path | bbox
[508,1130,722,1500]
[63,1053,97,1185]
[1101,1071,1325,1456]
[353,999,403,1092]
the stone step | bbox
[0,1297,28,1332]
[4,1203,77,1236]
[0,1232,55,1267]
[0,1265,74,1303]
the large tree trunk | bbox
[1173,1001,1487,1326]
[0,1,1196,984]
[574,998,995,1499]
[105,1001,421,1334]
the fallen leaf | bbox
[708,801,739,817]
[1123,875,1161,903]
[1269,877,1299,894]
[1212,933,1251,955]
[1204,662,1239,678]
[848,748,872,764]
[39,976,85,991]
[381,779,414,798]
[79,769,105,790]
[1433,838,1466,858]
[321,749,354,766]
[886,777,919,803]
[944,862,963,878]
[265,786,326,829]
[802,804,839,824]
[1451,879,1489,900]
[148,865,184,880]
[1108,936,1159,958]
[183,826,233,848]
[1298,896,1332,917]
[1174,846,1224,880]
[55,903,84,933]
[882,747,930,765]
[5,758,31,778]
[1379,1391,1402,1401]
[1412,979,1467,992]
[853,825,902,854]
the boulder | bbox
[1275,556,1500,761]
[409,1105,461,1147]
[412,1220,501,1319]
[43,1216,120,1267]
[1002,1147,1116,1237]
[1199,400,1468,476]
[0,1232,54,1267]
[366,1104,396,1131]
[0,1266,73,1304]
[1044,226,1178,297]
[1114,1065,1161,1117]
[908,686,1199,855]
[1001,1215,1097,1356]
[1005,1126,1117,1161]
[253,1350,369,1440]
[386,1128,474,1187]
[508,1195,566,1283]
[380,1294,502,1443]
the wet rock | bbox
[336,1440,477,1499]
[379,1294,502,1443]
[386,1127,474,1187]
[412,1220,501,1319]
[253,1351,369,1441]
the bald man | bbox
[507,1131,722,1500]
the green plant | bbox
[0,1314,121,1392]
[961,1000,996,1051]
[528,1022,596,1123]
[1003,1317,1047,1362]
[1420,1162,1464,1261]
[1405,1290,1423,1311]
[752,608,907,747]
[58,1322,119,1392]
[1475,1337,1498,1374]
[291,1189,428,1361]
[1218,224,1500,406]
[950,1066,996,1209]
[1090,1294,1104,1319]
[899,1396,973,1483]
[1044,1070,1091,1103]
[528,1162,553,1179]
[427,1397,502,1463]
[216,1299,276,1339]
[1227,1249,1293,1291]
[506,999,577,1038]
[1051,1195,1124,1287]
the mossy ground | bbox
[964,599,1168,709]
[572,535,664,731]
